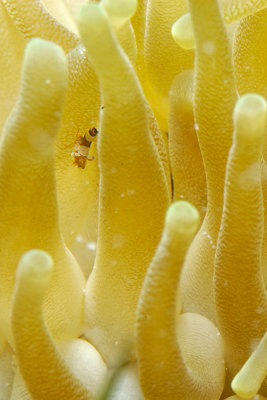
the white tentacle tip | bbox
[24,37,67,76]
[171,13,194,50]
[102,0,137,28]
[16,249,54,286]
[77,2,110,45]
[234,94,267,144]
[166,201,199,237]
[231,376,258,399]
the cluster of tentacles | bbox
[0,0,267,399]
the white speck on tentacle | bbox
[76,234,84,243]
[126,189,136,195]
[202,40,215,55]
[86,241,97,251]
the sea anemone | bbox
[0,0,267,399]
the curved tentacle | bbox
[12,250,94,400]
[214,94,267,393]
[0,38,84,345]
[143,0,193,131]
[137,201,225,399]
[180,0,237,323]
[77,2,170,367]
[232,331,267,398]
[168,69,207,222]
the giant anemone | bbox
[0,0,267,399]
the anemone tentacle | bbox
[221,0,267,24]
[215,94,267,394]
[180,0,237,323]
[143,0,193,131]
[137,201,225,400]
[12,250,96,400]
[168,69,207,222]
[2,0,78,52]
[78,2,170,367]
[0,38,84,346]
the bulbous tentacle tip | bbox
[102,0,137,28]
[231,381,258,400]
[234,94,267,145]
[26,37,65,63]
[77,3,107,38]
[165,201,199,237]
[12,37,68,144]
[16,249,53,289]
[231,331,267,399]
[171,13,195,50]
[23,37,67,91]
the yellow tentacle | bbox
[215,94,267,393]
[137,201,225,399]
[2,0,78,52]
[0,38,85,345]
[180,0,237,323]
[221,0,267,24]
[143,0,193,131]
[12,250,93,400]
[77,3,170,367]
[168,69,207,222]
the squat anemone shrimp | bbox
[71,127,99,169]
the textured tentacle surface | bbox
[2,0,78,52]
[234,8,267,101]
[12,250,94,400]
[180,0,237,323]
[231,3,267,302]
[221,0,267,24]
[78,2,170,367]
[0,38,84,345]
[215,94,267,394]
[137,201,225,400]
[0,2,25,132]
[131,0,147,68]
[169,69,207,222]
[143,0,193,131]
[0,343,14,400]
[55,44,100,277]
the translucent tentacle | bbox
[232,331,267,399]
[77,3,170,367]
[143,0,193,131]
[137,201,225,399]
[180,0,237,323]
[12,250,94,400]
[0,38,84,345]
[169,69,207,222]
[215,94,267,393]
